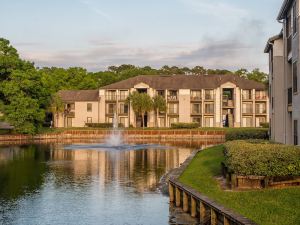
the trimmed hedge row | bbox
[223,140,300,177]
[225,128,268,141]
[171,122,200,129]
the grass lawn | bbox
[179,145,300,225]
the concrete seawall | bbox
[0,130,225,142]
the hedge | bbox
[223,140,300,177]
[171,122,200,129]
[85,123,124,128]
[225,128,268,141]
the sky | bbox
[0,0,283,72]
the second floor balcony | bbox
[167,95,178,101]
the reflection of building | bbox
[56,75,268,128]
[50,146,193,192]
[265,0,299,145]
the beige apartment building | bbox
[265,0,300,145]
[56,74,268,128]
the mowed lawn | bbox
[179,145,300,225]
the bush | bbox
[225,128,268,141]
[170,122,200,129]
[260,122,269,128]
[223,140,300,177]
[85,123,124,128]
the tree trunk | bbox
[156,109,159,128]
[141,112,145,129]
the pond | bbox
[0,140,213,225]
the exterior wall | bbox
[178,89,191,123]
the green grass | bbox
[179,145,300,225]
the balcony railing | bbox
[105,95,117,101]
[190,96,202,101]
[242,94,253,100]
[223,100,234,107]
[288,87,293,105]
[255,95,268,100]
[204,94,214,100]
[255,109,267,114]
[119,95,129,101]
[65,111,75,117]
[242,109,253,114]
[168,109,179,114]
[287,34,292,57]
[167,95,178,101]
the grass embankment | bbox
[179,145,300,225]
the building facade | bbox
[265,0,300,145]
[56,75,268,128]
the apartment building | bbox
[56,74,268,128]
[265,0,300,145]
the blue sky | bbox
[0,0,283,72]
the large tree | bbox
[49,93,65,128]
[127,92,153,128]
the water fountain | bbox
[65,112,171,151]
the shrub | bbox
[260,122,269,128]
[85,123,124,128]
[225,128,268,141]
[223,140,300,177]
[170,122,200,129]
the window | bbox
[204,117,214,127]
[204,103,214,114]
[169,117,178,126]
[159,117,165,127]
[168,103,178,114]
[192,117,201,126]
[242,117,253,127]
[204,90,214,100]
[191,90,201,101]
[119,90,129,100]
[106,90,116,100]
[242,103,253,114]
[87,117,92,123]
[255,117,266,127]
[119,103,129,114]
[191,103,201,114]
[255,103,266,114]
[294,120,298,145]
[293,4,297,35]
[157,90,165,97]
[293,61,298,93]
[119,117,126,127]
[67,103,75,110]
[87,103,92,112]
[106,103,116,114]
[168,90,178,101]
[242,90,252,100]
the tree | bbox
[49,93,65,128]
[234,68,248,79]
[152,95,166,127]
[191,66,206,75]
[247,68,268,84]
[127,92,153,128]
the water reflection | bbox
[0,140,218,225]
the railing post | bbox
[224,216,230,225]
[190,196,196,217]
[183,191,188,212]
[175,187,181,207]
[169,183,174,202]
[211,208,217,225]
[199,201,206,223]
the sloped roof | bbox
[264,31,283,53]
[58,90,99,102]
[277,0,294,20]
[101,74,266,90]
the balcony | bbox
[119,95,129,101]
[255,95,268,101]
[204,94,214,101]
[105,95,117,101]
[167,95,178,101]
[190,96,202,101]
[223,100,234,108]
[242,109,253,115]
[287,34,292,58]
[255,109,267,114]
[65,111,75,118]
[242,95,253,101]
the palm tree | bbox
[152,95,166,127]
[127,92,153,128]
[49,93,64,128]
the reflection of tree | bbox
[0,145,48,199]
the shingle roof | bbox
[101,74,266,90]
[277,0,294,20]
[58,90,99,102]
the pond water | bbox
[0,140,212,225]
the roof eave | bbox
[264,32,283,53]
[277,0,294,20]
